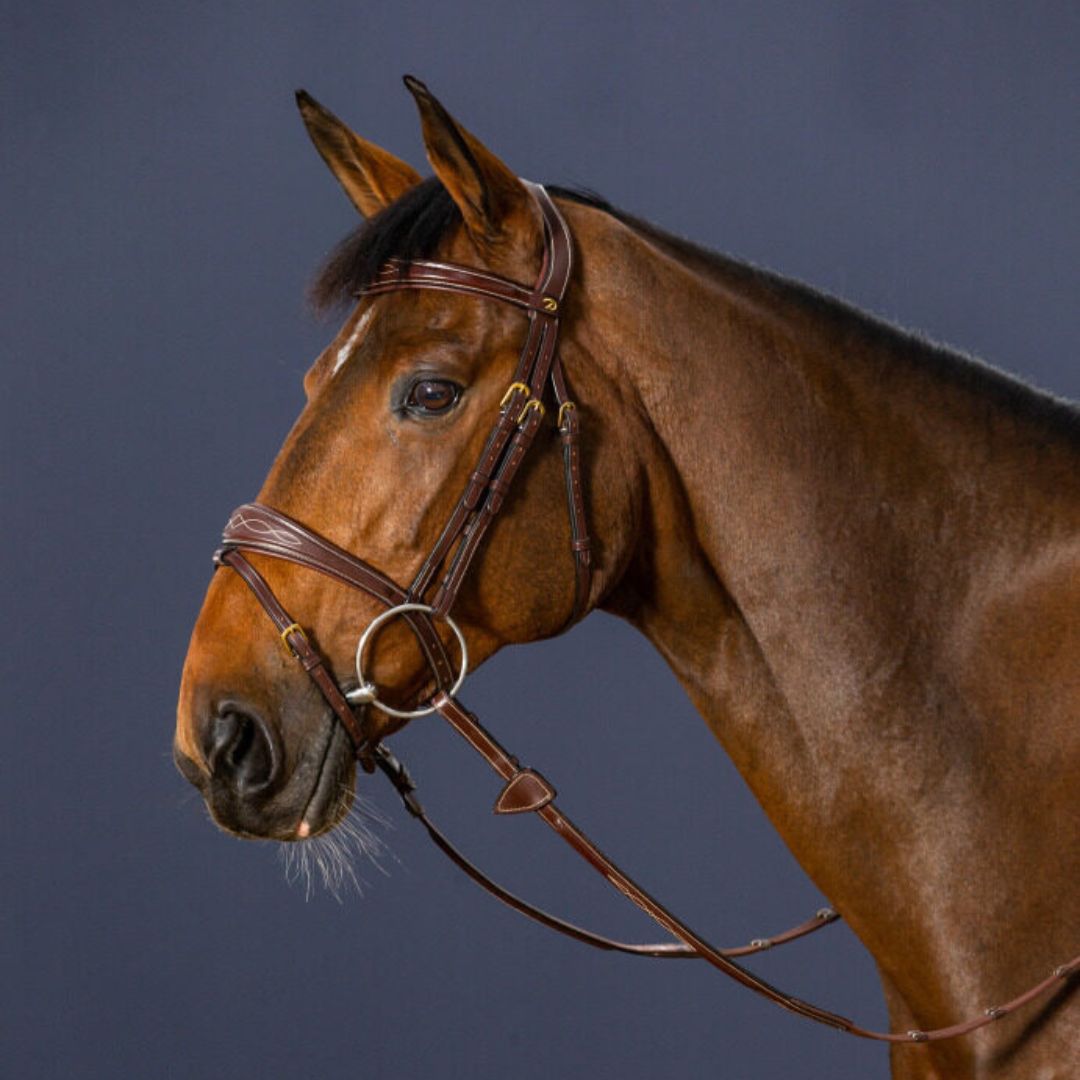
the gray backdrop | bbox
[4,4,1077,1078]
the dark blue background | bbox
[4,5,1077,1078]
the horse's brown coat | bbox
[176,84,1079,1078]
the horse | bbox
[174,78,1079,1079]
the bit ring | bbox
[346,602,468,719]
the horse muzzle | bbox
[174,690,357,840]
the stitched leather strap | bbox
[552,357,591,622]
[216,549,376,772]
[408,381,530,600]
[428,694,852,1030]
[372,743,839,959]
[426,692,1080,1043]
[361,180,588,623]
[363,259,562,315]
[219,503,456,691]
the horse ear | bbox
[403,76,534,247]
[296,90,422,218]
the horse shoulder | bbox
[950,537,1080,766]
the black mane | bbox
[310,180,611,311]
[309,178,1078,444]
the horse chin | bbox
[289,717,357,841]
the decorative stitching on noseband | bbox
[226,509,304,548]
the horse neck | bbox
[569,206,1080,1051]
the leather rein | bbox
[213,182,1077,1044]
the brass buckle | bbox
[280,621,307,655]
[517,398,545,425]
[499,382,530,409]
[557,400,576,428]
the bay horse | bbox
[174,78,1079,1079]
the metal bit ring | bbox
[346,602,468,719]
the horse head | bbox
[174,80,637,840]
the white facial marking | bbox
[332,308,374,376]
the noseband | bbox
[213,183,1078,1045]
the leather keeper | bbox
[494,769,556,814]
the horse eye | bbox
[406,378,460,416]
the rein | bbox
[214,183,1078,1044]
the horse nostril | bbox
[206,708,278,795]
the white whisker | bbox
[277,787,397,901]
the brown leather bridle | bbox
[213,182,1077,1044]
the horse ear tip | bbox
[402,74,429,98]
[295,89,331,125]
